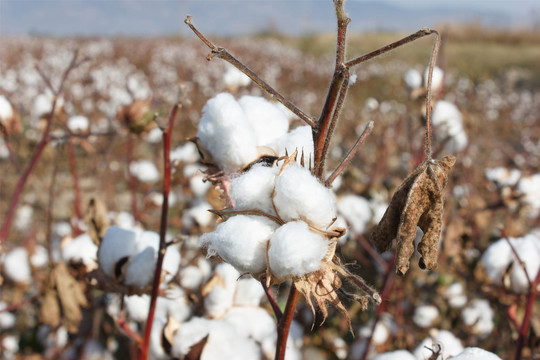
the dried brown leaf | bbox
[371,155,455,275]
[161,313,181,355]
[85,197,110,245]
[54,262,88,333]
[39,272,61,328]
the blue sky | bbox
[0,0,538,37]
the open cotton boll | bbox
[62,233,98,267]
[182,200,214,229]
[268,221,330,280]
[484,167,521,187]
[230,163,279,215]
[403,69,422,89]
[0,302,16,329]
[129,160,160,184]
[269,125,314,165]
[125,247,156,287]
[274,163,336,228]
[413,304,439,328]
[414,329,464,359]
[149,316,168,360]
[3,247,31,283]
[154,286,192,323]
[67,115,89,133]
[450,347,502,360]
[461,299,494,338]
[171,142,199,164]
[30,245,49,268]
[1,335,19,357]
[200,215,278,275]
[98,226,139,278]
[223,64,251,89]
[171,317,212,357]
[337,195,372,235]
[14,204,33,231]
[238,95,289,146]
[424,65,444,91]
[444,282,467,308]
[374,350,416,360]
[180,265,204,291]
[144,127,163,144]
[0,95,14,121]
[124,294,151,322]
[199,320,260,360]
[197,92,258,173]
[233,277,265,306]
[517,174,540,217]
[203,264,240,318]
[224,307,275,343]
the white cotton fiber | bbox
[67,115,89,133]
[337,194,372,235]
[412,304,439,328]
[200,215,278,275]
[199,320,260,360]
[239,95,289,146]
[182,200,214,229]
[374,350,416,360]
[484,167,521,187]
[171,317,212,357]
[98,226,139,278]
[224,307,275,343]
[450,347,502,360]
[180,265,204,291]
[518,174,540,217]
[203,264,240,318]
[403,69,422,89]
[3,247,31,284]
[0,302,16,329]
[197,92,258,173]
[62,233,98,267]
[481,234,540,293]
[0,95,13,122]
[424,65,444,91]
[273,163,336,228]
[269,125,314,165]
[14,204,33,231]
[461,299,494,338]
[170,142,199,164]
[30,245,49,268]
[223,64,251,89]
[230,163,278,215]
[129,160,160,184]
[233,277,265,306]
[124,247,156,288]
[444,282,467,308]
[124,294,150,322]
[268,221,330,280]
[414,329,464,359]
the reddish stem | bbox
[262,278,283,322]
[0,297,34,313]
[67,140,83,235]
[514,270,540,360]
[139,104,179,360]
[275,284,300,360]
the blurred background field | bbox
[0,15,539,360]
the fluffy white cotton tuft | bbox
[14,204,33,231]
[481,234,540,293]
[484,167,521,187]
[238,95,289,146]
[413,304,439,328]
[268,221,330,280]
[403,69,422,89]
[62,233,98,267]
[432,100,467,153]
[444,282,467,308]
[3,247,31,283]
[171,317,212,357]
[124,294,151,322]
[337,195,372,235]
[201,215,277,275]
[171,142,199,164]
[0,302,16,329]
[461,299,494,338]
[424,66,444,91]
[224,307,275,343]
[129,160,160,184]
[268,125,314,165]
[414,329,464,359]
[374,350,416,360]
[450,347,502,360]
[30,245,49,268]
[223,64,251,89]
[230,164,279,215]
[98,226,139,278]
[197,93,258,173]
[273,163,336,228]
[0,95,14,121]
[67,115,89,133]
[517,174,540,218]
[233,277,265,306]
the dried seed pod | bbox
[116,99,155,135]
[371,155,455,275]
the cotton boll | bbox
[199,320,260,360]
[414,329,464,359]
[62,233,98,267]
[224,307,275,343]
[445,130,468,153]
[450,347,502,360]
[14,204,33,231]
[238,95,289,146]
[197,93,258,173]
[413,304,439,328]
[125,247,156,288]
[230,163,279,215]
[337,195,372,235]
[481,238,513,287]
[149,316,168,360]
[223,64,251,89]
[200,215,278,275]
[370,199,388,224]
[0,302,16,329]
[171,317,212,357]
[124,294,151,322]
[268,221,330,280]
[171,142,199,164]
[517,174,540,217]
[129,160,160,184]
[155,286,191,323]
[424,66,444,91]
[189,172,211,199]
[162,246,181,284]
[273,163,336,228]
[461,299,494,337]
[233,277,265,306]
[180,265,204,291]
[98,226,139,278]
[444,282,467,308]
[67,115,89,133]
[403,69,422,89]
[374,350,416,360]
[204,264,239,318]
[0,95,14,121]
[269,125,314,165]
[182,200,214,229]
[3,247,31,283]
[1,335,19,357]
[144,127,163,144]
[484,167,521,187]
[30,245,49,268]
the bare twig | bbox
[139,102,180,360]
[326,121,374,186]
[184,16,316,128]
[423,30,440,160]
[275,283,300,360]
[67,140,83,234]
[262,278,283,322]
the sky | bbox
[0,0,539,37]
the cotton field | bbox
[0,16,539,360]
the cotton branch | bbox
[184,16,316,128]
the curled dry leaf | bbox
[84,197,110,245]
[370,155,455,275]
